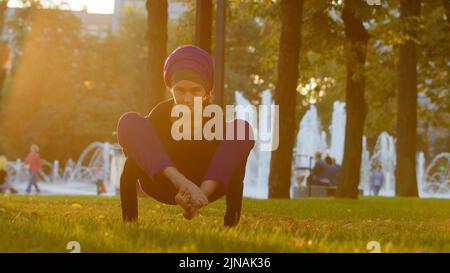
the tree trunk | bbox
[268,0,304,198]
[0,1,9,95]
[195,0,212,53]
[442,0,450,24]
[146,0,168,112]
[214,0,226,106]
[336,4,369,199]
[395,0,421,197]
[0,0,8,36]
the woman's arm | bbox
[24,154,31,165]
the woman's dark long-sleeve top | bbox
[118,99,255,226]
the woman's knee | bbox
[117,112,145,136]
[117,112,159,152]
[117,113,141,145]
[226,119,256,149]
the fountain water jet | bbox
[329,101,346,164]
[235,90,274,199]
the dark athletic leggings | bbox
[117,112,255,226]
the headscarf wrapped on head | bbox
[163,45,215,93]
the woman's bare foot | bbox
[175,190,199,220]
[176,180,219,220]
[163,167,208,208]
[182,206,199,220]
[175,190,190,210]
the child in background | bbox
[370,163,384,196]
[95,166,107,195]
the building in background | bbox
[74,8,113,38]
[112,0,186,34]
[112,0,146,33]
[0,0,187,68]
[2,1,186,38]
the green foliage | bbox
[0,8,145,160]
[172,0,281,104]
[418,3,449,128]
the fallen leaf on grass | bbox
[71,203,83,209]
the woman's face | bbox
[171,80,207,109]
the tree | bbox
[443,0,450,23]
[336,1,370,198]
[146,0,168,112]
[0,0,9,95]
[268,0,304,198]
[0,7,149,160]
[0,0,7,36]
[195,0,212,53]
[395,0,421,197]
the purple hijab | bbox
[163,45,214,92]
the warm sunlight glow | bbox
[8,0,115,14]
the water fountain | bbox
[360,136,372,194]
[5,141,125,195]
[417,151,425,194]
[370,132,396,196]
[421,152,450,197]
[294,105,326,168]
[110,148,126,195]
[235,90,273,199]
[329,101,346,164]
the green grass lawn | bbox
[0,194,449,253]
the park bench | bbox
[292,153,337,198]
[294,184,337,197]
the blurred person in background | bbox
[24,144,42,194]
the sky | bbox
[9,0,116,14]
